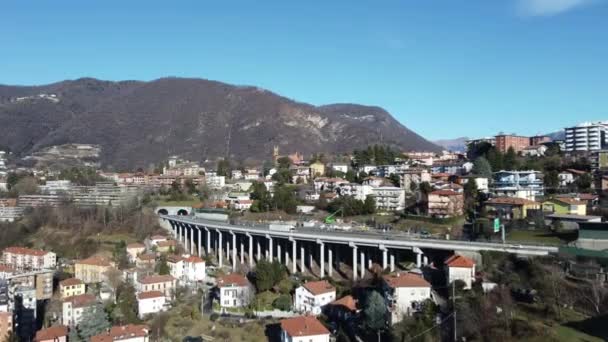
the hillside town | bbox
[0,120,608,341]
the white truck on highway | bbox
[269,223,295,232]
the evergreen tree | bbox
[472,157,492,178]
[216,159,231,177]
[503,147,519,170]
[363,291,387,337]
[156,255,170,275]
[77,304,110,340]
[363,196,376,215]
[68,328,83,342]
[463,179,479,214]
[116,283,139,324]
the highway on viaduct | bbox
[161,214,558,280]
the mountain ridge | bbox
[0,77,441,170]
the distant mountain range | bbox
[433,137,468,152]
[0,77,441,170]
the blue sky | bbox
[1,0,607,140]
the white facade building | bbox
[137,291,167,319]
[382,273,432,324]
[2,247,56,271]
[217,273,253,308]
[294,280,336,315]
[565,121,608,153]
[205,175,225,189]
[370,187,406,211]
[280,316,330,342]
[492,170,544,201]
[183,256,205,283]
[62,294,96,327]
[445,255,476,290]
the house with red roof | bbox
[34,325,68,342]
[62,293,97,327]
[217,273,253,308]
[137,291,167,319]
[326,295,359,321]
[445,254,476,289]
[427,190,464,218]
[183,255,205,283]
[137,274,176,299]
[280,316,330,342]
[294,280,336,315]
[90,324,149,342]
[382,273,432,324]
[2,246,56,271]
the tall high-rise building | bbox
[565,121,608,153]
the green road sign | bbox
[494,218,500,233]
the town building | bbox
[309,162,325,178]
[135,254,156,269]
[0,198,24,222]
[205,175,225,189]
[335,183,372,201]
[427,190,464,218]
[137,291,167,319]
[521,144,548,157]
[456,176,489,193]
[431,161,473,175]
[331,163,349,174]
[137,275,176,299]
[183,256,205,283]
[155,240,177,253]
[325,295,359,321]
[167,255,185,280]
[370,187,406,211]
[294,280,336,315]
[62,293,97,327]
[8,270,54,300]
[445,255,476,289]
[126,243,146,263]
[565,121,608,153]
[0,265,14,280]
[485,197,541,220]
[59,278,86,299]
[2,247,56,271]
[75,256,115,284]
[217,273,253,308]
[382,273,432,324]
[280,316,330,342]
[34,325,68,342]
[495,134,530,153]
[492,170,544,201]
[91,324,150,342]
[399,169,431,192]
[543,197,587,216]
[529,135,551,146]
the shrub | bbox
[272,294,292,311]
[210,313,219,321]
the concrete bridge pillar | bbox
[247,234,254,268]
[390,253,395,272]
[423,255,429,266]
[291,239,297,274]
[352,245,358,281]
[240,237,244,265]
[277,242,282,264]
[257,239,262,262]
[267,236,273,262]
[189,225,195,255]
[328,247,333,277]
[205,228,211,256]
[360,250,366,278]
[382,248,388,270]
[318,242,325,278]
[197,227,202,257]
[216,230,223,268]
[300,245,305,273]
[231,232,237,271]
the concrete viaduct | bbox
[161,215,558,280]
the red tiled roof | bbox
[166,254,184,263]
[217,273,249,287]
[35,325,68,341]
[430,190,461,196]
[383,273,430,288]
[3,246,49,256]
[126,243,145,249]
[184,255,204,263]
[281,316,330,337]
[302,280,335,296]
[150,235,167,240]
[486,197,538,205]
[157,240,176,248]
[63,293,96,308]
[137,253,156,261]
[445,254,475,268]
[77,256,112,267]
[91,324,149,342]
[549,197,585,205]
[138,274,174,285]
[329,295,357,312]
[137,291,164,300]
[60,278,84,287]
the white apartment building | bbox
[137,291,167,319]
[565,121,608,153]
[167,255,185,281]
[2,247,56,271]
[183,256,205,283]
[492,170,544,201]
[280,316,330,342]
[445,255,476,290]
[382,273,432,324]
[217,273,253,308]
[370,187,406,211]
[137,275,176,299]
[331,164,349,174]
[294,280,336,315]
[336,183,372,201]
[62,293,97,327]
[205,175,225,189]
